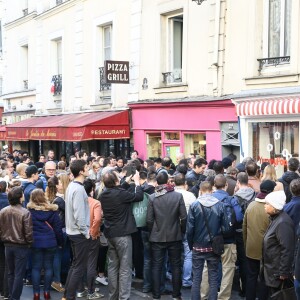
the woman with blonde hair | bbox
[261,165,284,191]
[27,189,63,300]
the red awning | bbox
[234,96,300,116]
[0,126,6,140]
[6,111,130,141]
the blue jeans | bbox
[32,247,56,294]
[5,246,30,300]
[141,230,166,293]
[295,279,300,300]
[53,232,70,283]
[191,251,220,300]
[182,237,192,287]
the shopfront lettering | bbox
[73,132,83,137]
[91,129,126,135]
[28,129,57,138]
[7,131,17,136]
[258,156,288,166]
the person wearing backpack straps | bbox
[233,172,256,297]
[187,181,229,300]
[243,180,276,300]
[201,174,243,300]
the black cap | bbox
[260,180,276,194]
[222,157,232,169]
[236,163,246,172]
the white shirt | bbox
[174,186,197,213]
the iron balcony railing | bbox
[257,56,290,72]
[99,67,111,91]
[51,74,62,96]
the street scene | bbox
[0,0,299,300]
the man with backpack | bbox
[201,175,243,300]
[234,172,256,297]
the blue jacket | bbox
[27,202,63,248]
[22,181,36,208]
[187,194,229,250]
[0,193,9,211]
[212,189,243,243]
[283,196,300,229]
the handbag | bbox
[200,203,224,256]
[270,279,296,300]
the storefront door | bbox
[164,144,180,163]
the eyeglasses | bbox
[46,169,56,172]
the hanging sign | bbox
[104,60,130,84]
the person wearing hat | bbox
[243,180,276,300]
[263,190,295,296]
[22,165,39,208]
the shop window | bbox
[184,134,206,159]
[165,131,180,140]
[252,121,299,165]
[147,133,162,159]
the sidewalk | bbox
[21,278,242,299]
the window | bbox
[103,25,111,61]
[163,14,183,83]
[0,21,2,55]
[21,45,28,89]
[56,39,62,75]
[251,122,298,171]
[184,134,206,159]
[267,0,291,57]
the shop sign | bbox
[258,156,288,166]
[104,60,129,84]
[6,126,130,141]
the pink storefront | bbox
[129,100,239,162]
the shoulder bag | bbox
[200,203,224,256]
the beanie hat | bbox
[260,180,276,194]
[265,190,286,210]
[236,163,246,173]
[222,157,232,169]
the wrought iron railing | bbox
[23,80,28,90]
[257,56,290,72]
[162,70,182,84]
[51,74,62,96]
[99,67,111,91]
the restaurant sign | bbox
[6,126,130,141]
[104,60,129,84]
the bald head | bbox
[44,161,57,178]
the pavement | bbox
[21,277,244,300]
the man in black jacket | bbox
[146,172,187,300]
[100,171,143,300]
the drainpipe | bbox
[212,0,221,94]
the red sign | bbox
[6,126,130,141]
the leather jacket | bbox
[0,204,33,246]
[187,194,229,250]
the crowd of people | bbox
[0,148,299,300]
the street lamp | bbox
[192,0,207,5]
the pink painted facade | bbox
[129,100,238,162]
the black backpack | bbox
[234,191,256,215]
[220,196,237,239]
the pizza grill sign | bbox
[104,60,129,84]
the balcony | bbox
[161,69,182,85]
[51,74,62,96]
[99,67,111,91]
[257,56,290,73]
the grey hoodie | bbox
[235,187,256,202]
[198,194,219,207]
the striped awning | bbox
[235,96,300,116]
